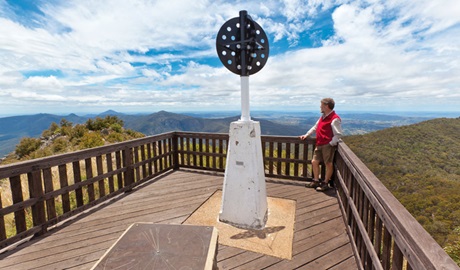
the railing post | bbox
[123,146,134,190]
[172,133,180,170]
[9,175,27,234]
[0,193,6,241]
[28,166,47,235]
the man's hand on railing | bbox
[299,135,308,140]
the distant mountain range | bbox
[0,110,453,157]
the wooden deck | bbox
[0,170,357,270]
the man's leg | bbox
[324,162,333,183]
[316,144,336,192]
[312,159,320,180]
[306,147,322,188]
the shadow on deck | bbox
[0,170,357,270]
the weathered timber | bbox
[0,131,457,270]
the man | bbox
[299,98,343,191]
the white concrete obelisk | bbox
[219,76,268,229]
[218,78,268,230]
[216,10,269,230]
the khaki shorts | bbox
[313,144,337,164]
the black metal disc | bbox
[216,17,269,76]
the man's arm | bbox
[329,118,343,146]
[299,119,319,140]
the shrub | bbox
[106,132,125,143]
[60,119,72,127]
[49,122,59,134]
[52,137,69,153]
[79,132,104,149]
[72,124,87,139]
[15,137,41,158]
[86,116,124,131]
[126,129,145,138]
[110,123,123,133]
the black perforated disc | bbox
[216,17,269,76]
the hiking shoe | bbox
[316,182,330,192]
[306,180,321,188]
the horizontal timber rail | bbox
[335,143,459,270]
[175,131,322,180]
[0,131,457,269]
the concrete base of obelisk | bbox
[219,120,268,230]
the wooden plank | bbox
[0,192,6,241]
[265,232,351,269]
[277,142,282,175]
[106,153,115,193]
[392,243,404,270]
[0,170,358,270]
[72,161,84,207]
[303,142,309,178]
[96,155,105,198]
[42,167,56,221]
[158,140,164,172]
[133,146,140,183]
[294,143,299,177]
[285,142,291,176]
[9,175,27,234]
[168,138,173,168]
[218,139,224,169]
[179,137,185,167]
[27,170,46,231]
[0,196,215,268]
[58,164,71,213]
[140,145,147,179]
[146,143,153,175]
[204,138,210,170]
[85,158,95,202]
[190,137,196,166]
[269,141,274,175]
[115,151,123,189]
[122,148,134,187]
[329,256,360,270]
[382,226,392,270]
[302,243,355,269]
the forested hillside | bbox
[0,116,144,164]
[343,117,460,264]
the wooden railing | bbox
[0,133,175,249]
[176,131,322,180]
[335,143,459,270]
[0,132,457,269]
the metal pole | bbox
[240,76,250,121]
[239,10,250,121]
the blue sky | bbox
[0,0,459,116]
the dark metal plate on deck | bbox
[92,223,218,270]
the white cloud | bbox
[23,75,63,91]
[0,0,459,114]
[141,69,162,78]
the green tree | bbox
[79,132,104,149]
[15,137,42,158]
[52,137,69,153]
[60,119,72,127]
[49,122,59,134]
[86,116,124,131]
[71,124,87,139]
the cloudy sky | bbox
[0,0,459,116]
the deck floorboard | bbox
[0,170,358,270]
